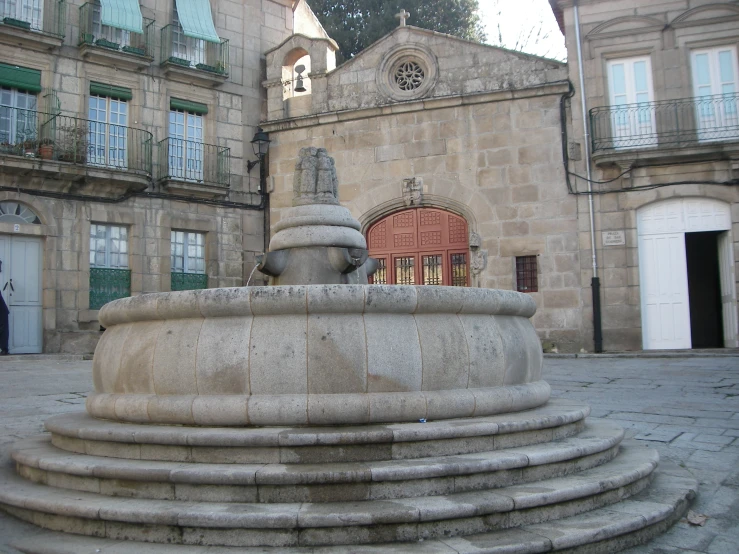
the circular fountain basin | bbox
[88,285,548,426]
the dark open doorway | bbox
[685,231,724,348]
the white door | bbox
[607,56,656,148]
[638,233,692,349]
[0,235,42,354]
[638,198,735,350]
[691,46,739,142]
[718,231,738,347]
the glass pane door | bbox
[169,110,203,181]
[692,47,739,141]
[88,95,128,168]
[607,57,656,148]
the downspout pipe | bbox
[573,0,603,352]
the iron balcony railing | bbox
[89,267,130,309]
[590,92,739,153]
[160,23,229,76]
[78,2,154,58]
[0,0,66,37]
[0,106,153,174]
[157,137,230,188]
[171,272,208,291]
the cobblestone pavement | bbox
[0,354,737,553]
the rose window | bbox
[394,61,425,91]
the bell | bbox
[294,64,307,93]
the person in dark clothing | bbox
[0,290,8,355]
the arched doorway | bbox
[367,208,470,286]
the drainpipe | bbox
[573,0,603,352]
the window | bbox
[515,256,538,293]
[0,87,37,148]
[172,5,204,66]
[90,224,128,268]
[88,94,128,169]
[0,0,42,30]
[89,223,130,309]
[169,108,203,181]
[691,46,739,141]
[607,56,656,148]
[171,230,207,291]
[91,1,130,47]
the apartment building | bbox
[551,0,739,350]
[0,0,297,353]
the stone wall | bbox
[264,94,587,351]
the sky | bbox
[478,0,567,61]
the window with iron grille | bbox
[171,230,207,291]
[515,255,538,293]
[89,223,130,309]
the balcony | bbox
[0,0,65,50]
[89,267,130,310]
[78,3,154,70]
[160,24,229,86]
[589,93,739,167]
[171,272,208,291]
[0,107,152,193]
[157,137,230,198]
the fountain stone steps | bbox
[12,420,624,503]
[0,443,660,547]
[44,400,590,464]
[5,466,698,554]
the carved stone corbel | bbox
[402,177,423,206]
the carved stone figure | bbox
[402,176,423,206]
[471,248,488,288]
[293,146,339,206]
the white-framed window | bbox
[171,5,204,66]
[90,224,128,268]
[607,56,656,148]
[0,0,42,30]
[91,1,130,47]
[88,94,128,169]
[168,109,203,181]
[171,230,205,274]
[691,46,739,142]
[0,87,37,146]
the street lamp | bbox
[247,128,270,172]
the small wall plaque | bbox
[602,230,625,246]
[13,224,20,232]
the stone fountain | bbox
[0,147,695,553]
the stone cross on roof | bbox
[395,9,410,27]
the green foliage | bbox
[307,0,486,61]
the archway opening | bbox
[366,208,470,286]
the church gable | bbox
[325,26,567,112]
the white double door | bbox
[638,198,737,350]
[0,235,42,354]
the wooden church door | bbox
[367,208,470,286]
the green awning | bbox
[0,63,42,93]
[100,0,143,34]
[170,98,208,115]
[175,0,220,43]
[90,82,133,101]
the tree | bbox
[307,0,487,61]
[483,0,566,61]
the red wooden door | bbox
[367,208,469,286]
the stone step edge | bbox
[13,421,625,487]
[44,398,590,447]
[7,463,696,553]
[0,444,658,529]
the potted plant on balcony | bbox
[38,138,54,160]
[57,124,88,164]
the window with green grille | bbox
[89,223,130,308]
[171,230,207,291]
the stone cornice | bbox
[261,81,571,133]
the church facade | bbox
[262,21,588,351]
